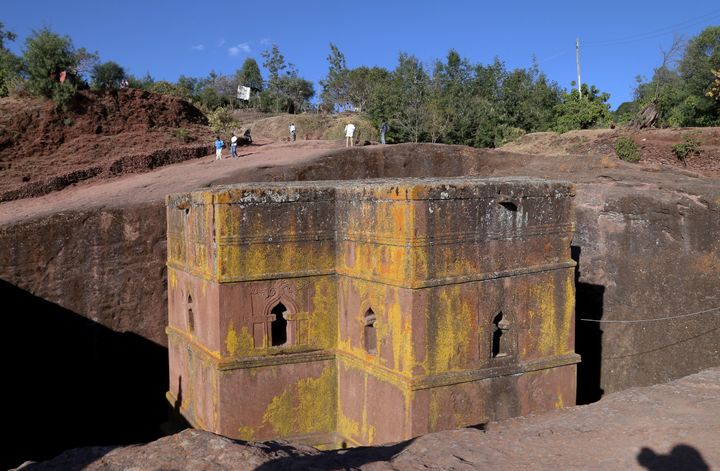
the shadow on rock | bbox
[255,438,416,470]
[572,245,606,405]
[1,279,170,470]
[637,444,709,471]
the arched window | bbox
[364,308,377,355]
[499,201,518,212]
[492,311,511,358]
[187,293,194,333]
[271,302,288,346]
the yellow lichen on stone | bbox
[429,390,440,432]
[237,425,255,441]
[337,409,360,441]
[225,324,254,357]
[296,366,337,433]
[386,289,413,373]
[262,366,337,437]
[307,277,338,350]
[427,286,473,373]
[262,387,295,436]
[530,276,570,356]
[560,272,575,355]
[225,324,239,357]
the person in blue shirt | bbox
[215,136,224,160]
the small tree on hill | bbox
[320,43,349,110]
[91,61,126,90]
[553,83,612,132]
[235,57,264,92]
[24,27,80,108]
[261,44,287,112]
[233,58,264,108]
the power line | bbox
[584,10,720,48]
[580,306,720,324]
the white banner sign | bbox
[237,85,251,101]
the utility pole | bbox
[576,38,582,98]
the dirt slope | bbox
[248,112,378,142]
[501,127,720,176]
[0,90,214,201]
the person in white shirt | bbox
[289,123,296,141]
[230,133,238,158]
[344,122,355,147]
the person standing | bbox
[289,122,297,141]
[214,136,224,160]
[380,121,389,145]
[230,133,238,158]
[344,122,356,147]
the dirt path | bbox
[0,140,343,226]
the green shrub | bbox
[495,125,526,146]
[175,128,191,142]
[614,137,640,163]
[672,133,701,164]
[91,61,126,90]
[207,107,237,134]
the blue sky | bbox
[3,0,720,109]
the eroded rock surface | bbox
[21,367,720,470]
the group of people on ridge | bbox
[214,129,252,160]
[286,121,390,147]
[214,120,391,160]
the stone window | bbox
[364,308,377,355]
[271,302,288,346]
[187,293,194,333]
[492,311,511,358]
[499,201,518,212]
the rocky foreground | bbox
[19,367,720,470]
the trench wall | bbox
[1,145,718,464]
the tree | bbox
[261,44,287,112]
[234,57,264,91]
[677,26,720,125]
[320,43,349,110]
[127,72,155,90]
[91,61,126,90]
[176,75,200,100]
[278,74,315,113]
[24,27,80,106]
[344,66,388,116]
[632,28,720,127]
[553,83,611,132]
[233,58,264,108]
[0,22,23,97]
[708,69,720,101]
[0,21,16,50]
[389,53,429,143]
[501,60,562,133]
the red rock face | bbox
[166,177,579,446]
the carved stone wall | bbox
[166,177,578,447]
